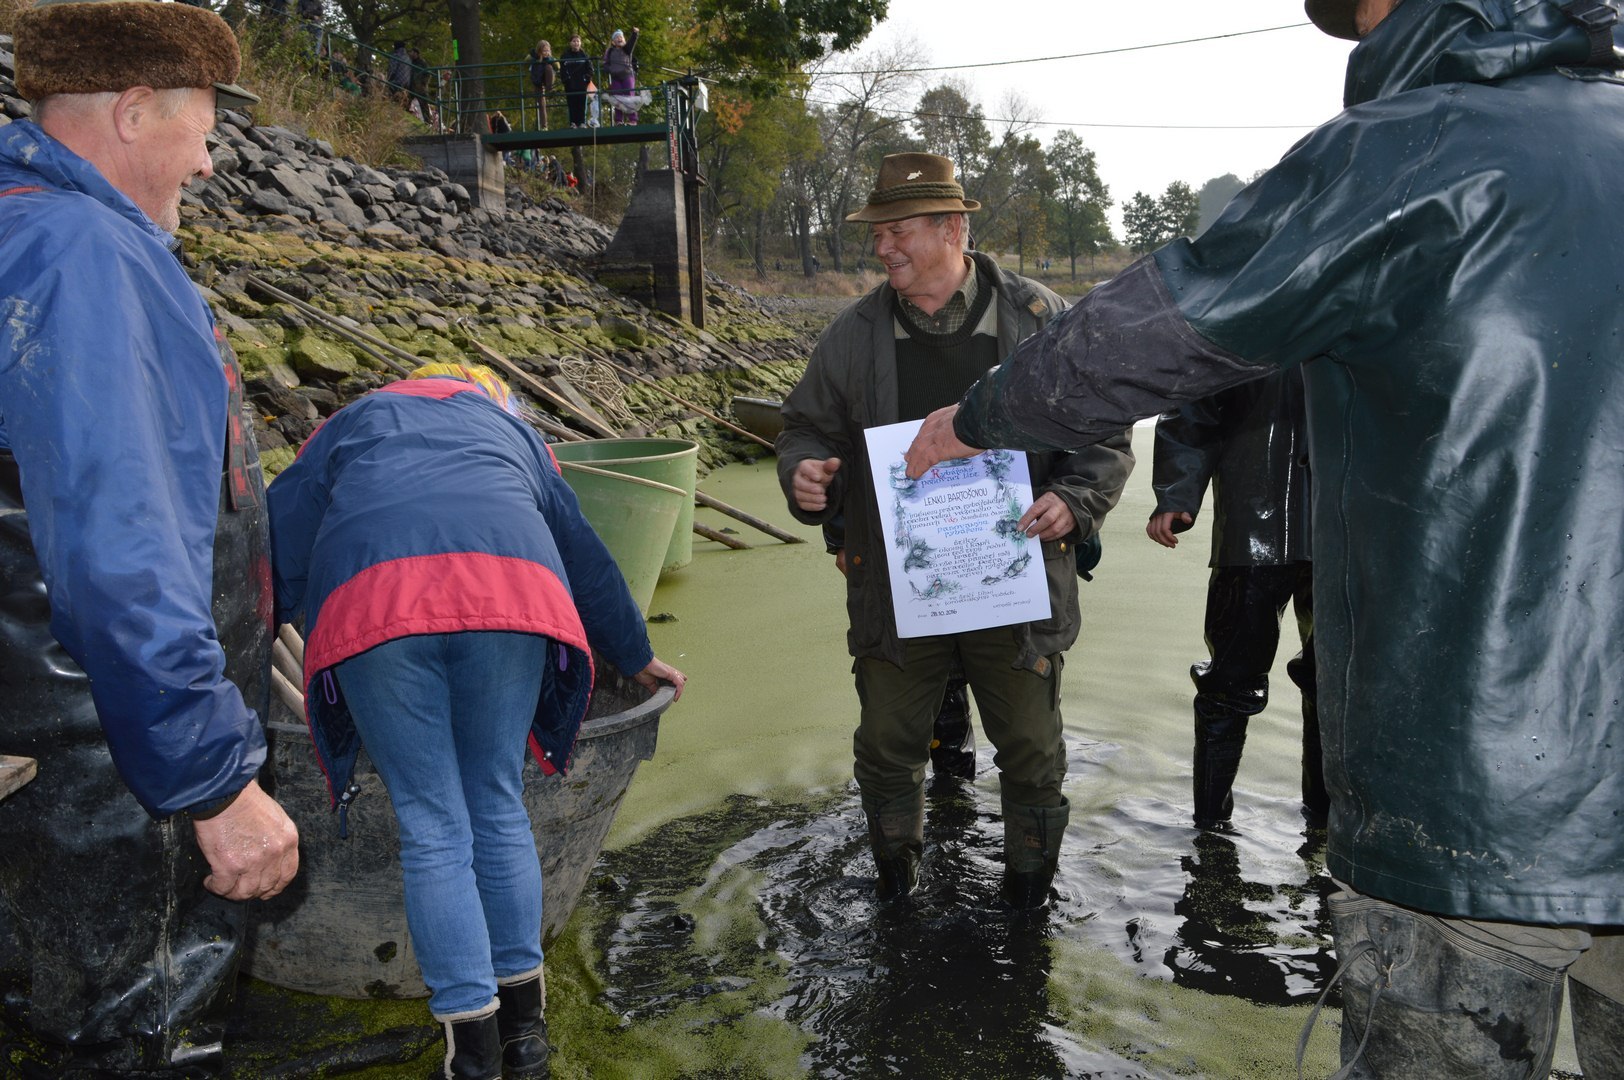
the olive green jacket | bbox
[777,252,1133,671]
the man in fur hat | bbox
[0,0,298,1071]
[776,152,1134,909]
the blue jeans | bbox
[336,631,547,1017]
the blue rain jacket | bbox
[0,120,267,819]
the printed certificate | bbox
[864,419,1051,638]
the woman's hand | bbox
[636,656,686,700]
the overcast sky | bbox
[854,1,1358,226]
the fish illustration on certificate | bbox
[864,419,1050,638]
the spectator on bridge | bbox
[408,47,430,110]
[601,27,639,124]
[558,33,592,128]
[528,40,556,129]
[387,41,411,104]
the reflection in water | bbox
[585,735,1340,1077]
[1163,829,1337,1006]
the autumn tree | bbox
[1159,179,1200,239]
[699,86,819,274]
[1044,129,1111,280]
[804,41,924,273]
[913,80,990,181]
[1122,190,1163,253]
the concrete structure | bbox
[401,134,504,209]
[597,168,702,326]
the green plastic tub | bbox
[551,438,699,572]
[555,461,686,614]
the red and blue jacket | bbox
[267,380,653,814]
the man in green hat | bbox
[777,152,1134,909]
[0,0,297,1072]
[905,0,1623,1075]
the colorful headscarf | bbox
[408,363,517,414]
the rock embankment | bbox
[0,38,823,476]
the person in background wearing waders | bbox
[1146,369,1327,833]
[903,0,1624,1074]
[558,33,593,128]
[267,364,685,1080]
[777,153,1133,910]
[0,1,301,1073]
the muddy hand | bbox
[792,457,842,512]
[905,405,980,479]
[1018,492,1076,542]
[637,656,686,701]
[193,778,300,901]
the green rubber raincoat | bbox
[957,0,1623,925]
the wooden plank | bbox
[0,755,38,802]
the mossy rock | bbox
[260,445,297,484]
[287,331,360,380]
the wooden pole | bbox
[524,322,775,451]
[271,666,306,717]
[693,488,804,544]
[470,340,621,439]
[244,276,416,377]
[693,521,749,550]
[0,755,37,802]
[599,355,776,451]
[276,623,306,672]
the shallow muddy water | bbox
[537,425,1584,1079]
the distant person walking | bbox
[601,27,639,124]
[558,33,592,128]
[528,40,556,128]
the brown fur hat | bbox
[14,0,257,106]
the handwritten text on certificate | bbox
[864,419,1050,638]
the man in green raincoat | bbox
[904,1,1623,1076]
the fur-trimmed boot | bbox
[495,967,551,1080]
[431,999,502,1080]
[1001,797,1069,910]
[862,789,924,902]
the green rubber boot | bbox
[1001,797,1069,910]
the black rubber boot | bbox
[1323,893,1565,1079]
[863,790,924,902]
[495,969,550,1080]
[431,1001,502,1080]
[1190,661,1265,831]
[1000,797,1069,910]
[1287,647,1328,827]
[929,675,976,780]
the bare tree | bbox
[970,90,1043,253]
[803,39,925,273]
